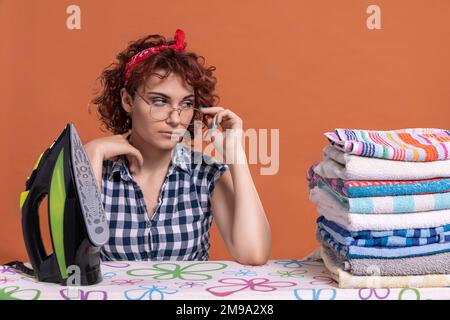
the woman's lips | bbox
[160,131,177,139]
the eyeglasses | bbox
[134,90,204,128]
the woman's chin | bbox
[136,131,181,150]
[156,139,179,150]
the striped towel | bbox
[315,180,450,214]
[307,164,450,198]
[315,146,450,180]
[310,187,450,231]
[325,128,450,162]
[317,216,450,239]
[316,227,450,259]
[317,216,450,247]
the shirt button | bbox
[146,221,151,228]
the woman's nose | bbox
[166,107,182,125]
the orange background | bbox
[1,0,450,263]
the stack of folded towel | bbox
[307,128,450,288]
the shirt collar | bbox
[108,143,192,182]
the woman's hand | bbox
[86,133,144,172]
[200,106,245,164]
[84,132,144,189]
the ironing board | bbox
[1,260,449,300]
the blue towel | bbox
[318,222,450,247]
[317,216,450,239]
[318,180,450,214]
[308,165,450,197]
[317,227,450,259]
[348,178,450,197]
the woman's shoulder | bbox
[176,145,229,193]
[190,148,229,193]
[179,144,229,175]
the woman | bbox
[85,29,271,265]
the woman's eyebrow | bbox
[147,91,194,99]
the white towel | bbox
[313,146,450,180]
[312,182,450,214]
[309,187,450,231]
[319,245,450,289]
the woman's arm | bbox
[211,148,272,266]
[84,133,144,191]
[202,106,272,265]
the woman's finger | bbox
[213,109,242,129]
[199,106,225,115]
[120,131,131,140]
[219,118,234,128]
[127,155,140,174]
[129,146,144,167]
[121,135,144,166]
[125,145,144,174]
[126,155,137,174]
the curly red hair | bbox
[90,33,219,138]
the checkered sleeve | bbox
[206,161,230,195]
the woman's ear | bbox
[120,88,133,113]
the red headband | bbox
[124,29,187,85]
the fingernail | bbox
[215,117,218,125]
[199,105,204,109]
[211,122,215,130]
[211,136,215,142]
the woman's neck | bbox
[128,132,173,174]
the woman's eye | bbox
[182,101,194,108]
[152,100,166,106]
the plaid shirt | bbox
[100,143,229,261]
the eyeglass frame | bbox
[132,89,206,128]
